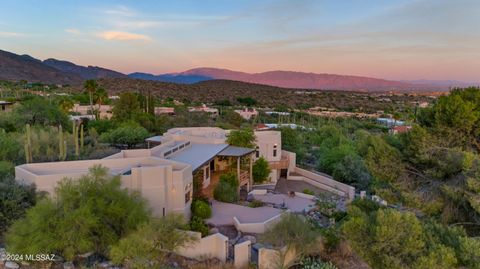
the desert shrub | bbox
[303,189,314,195]
[192,200,212,219]
[213,173,239,203]
[300,257,338,269]
[252,157,271,183]
[0,174,36,233]
[190,216,209,237]
[110,214,196,269]
[248,199,265,208]
[6,166,150,261]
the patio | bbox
[207,200,283,226]
[251,192,316,212]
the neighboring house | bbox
[188,104,219,116]
[377,117,405,127]
[265,111,290,116]
[154,106,175,115]
[390,125,412,135]
[234,108,258,120]
[0,100,14,112]
[71,104,113,119]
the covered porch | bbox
[195,145,255,199]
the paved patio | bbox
[206,200,282,226]
[252,193,316,212]
[274,177,333,196]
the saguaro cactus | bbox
[73,124,79,157]
[80,124,84,151]
[24,124,33,163]
[58,125,67,161]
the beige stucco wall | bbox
[254,131,282,162]
[234,240,251,268]
[177,232,229,262]
[258,246,297,269]
[15,157,193,218]
[290,167,355,200]
[233,211,285,234]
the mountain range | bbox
[1,49,476,91]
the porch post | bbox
[249,154,253,191]
[237,156,241,192]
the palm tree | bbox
[84,79,98,118]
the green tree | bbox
[227,128,256,148]
[261,214,321,269]
[110,214,196,269]
[100,122,150,149]
[253,157,271,183]
[342,207,426,269]
[13,97,70,128]
[6,166,150,261]
[332,154,372,190]
[112,92,142,122]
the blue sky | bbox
[1,0,479,82]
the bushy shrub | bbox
[252,157,271,184]
[213,173,239,203]
[0,174,36,233]
[6,166,150,261]
[192,200,212,219]
[300,257,338,269]
[248,199,265,208]
[190,216,209,237]
[303,189,314,195]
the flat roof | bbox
[167,143,228,171]
[145,135,164,143]
[217,145,254,157]
[17,157,187,177]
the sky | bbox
[1,0,479,82]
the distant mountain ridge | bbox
[0,49,475,91]
[0,49,82,84]
[0,49,125,84]
[128,67,451,91]
[43,58,126,80]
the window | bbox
[255,146,260,158]
[273,144,278,157]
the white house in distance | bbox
[234,107,258,120]
[15,127,355,220]
[71,104,113,119]
[188,104,219,116]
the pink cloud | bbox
[98,31,151,41]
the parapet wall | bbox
[289,167,355,200]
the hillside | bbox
[129,67,447,91]
[0,49,82,84]
[95,78,431,113]
[43,58,126,80]
[0,49,125,85]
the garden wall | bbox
[176,232,229,262]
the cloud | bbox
[98,31,151,41]
[65,28,81,35]
[105,5,135,17]
[0,31,23,37]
